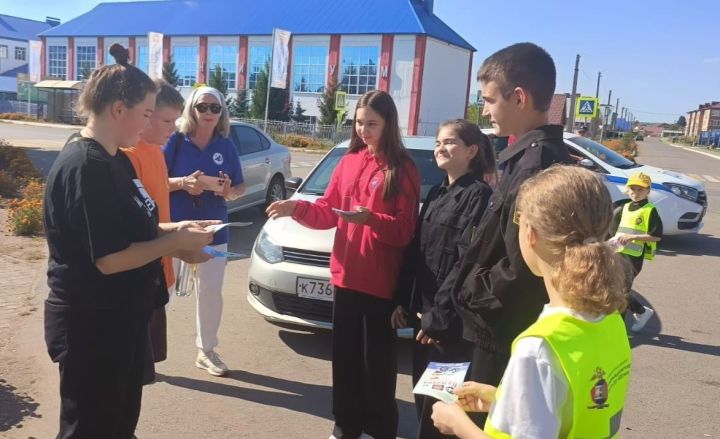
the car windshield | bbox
[300,147,445,202]
[569,136,639,169]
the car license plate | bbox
[296,277,334,301]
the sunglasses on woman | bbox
[194,103,222,114]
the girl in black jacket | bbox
[392,119,495,439]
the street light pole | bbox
[567,54,580,132]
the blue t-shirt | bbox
[163,132,243,245]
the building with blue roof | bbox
[0,14,56,95]
[38,0,475,134]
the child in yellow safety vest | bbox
[612,171,662,332]
[430,165,632,439]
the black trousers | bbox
[45,302,151,439]
[623,255,646,315]
[412,331,474,439]
[332,287,398,439]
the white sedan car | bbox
[247,134,707,330]
[226,121,292,212]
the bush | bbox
[0,112,38,121]
[273,134,333,150]
[0,141,41,197]
[603,139,636,160]
[7,179,44,235]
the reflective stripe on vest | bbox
[616,202,656,260]
[484,312,632,439]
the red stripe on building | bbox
[67,37,75,80]
[286,36,293,108]
[408,35,427,136]
[198,36,208,84]
[97,37,104,67]
[163,36,171,63]
[40,37,46,80]
[379,35,394,92]
[328,35,341,88]
[464,51,473,119]
[128,36,136,66]
[238,36,248,89]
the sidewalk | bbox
[0,119,78,130]
[661,138,720,161]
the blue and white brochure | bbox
[412,362,471,404]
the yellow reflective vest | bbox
[616,202,657,260]
[485,312,632,439]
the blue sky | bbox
[3,0,717,122]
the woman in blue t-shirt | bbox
[164,86,245,376]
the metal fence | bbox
[233,118,354,144]
[0,100,48,119]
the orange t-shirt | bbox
[122,140,175,288]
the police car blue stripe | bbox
[604,175,671,193]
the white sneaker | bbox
[196,350,229,376]
[631,306,654,332]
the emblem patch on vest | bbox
[588,367,609,409]
[635,216,644,226]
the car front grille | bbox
[282,247,331,267]
[272,292,333,323]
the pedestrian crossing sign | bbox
[576,97,599,118]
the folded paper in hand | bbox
[412,362,470,404]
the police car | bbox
[245,133,707,331]
[558,133,706,234]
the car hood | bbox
[262,193,335,253]
[628,165,705,191]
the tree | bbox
[227,89,248,118]
[318,75,339,125]
[163,56,179,87]
[79,62,93,80]
[677,115,687,127]
[291,100,307,123]
[208,65,228,96]
[249,62,290,121]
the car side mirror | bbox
[285,177,303,191]
[579,158,595,170]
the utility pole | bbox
[600,89,612,141]
[613,98,620,130]
[595,72,601,98]
[567,54,580,132]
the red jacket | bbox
[293,147,420,299]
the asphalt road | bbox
[3,125,719,438]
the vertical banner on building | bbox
[148,32,164,79]
[28,41,42,83]
[270,29,291,89]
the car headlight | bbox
[254,230,284,264]
[663,183,699,202]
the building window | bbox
[248,46,271,90]
[48,45,67,79]
[209,45,238,91]
[173,46,198,87]
[15,46,26,61]
[76,46,96,80]
[340,46,379,95]
[292,46,327,93]
[0,45,8,59]
[136,45,148,73]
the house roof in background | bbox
[40,0,474,50]
[0,14,52,42]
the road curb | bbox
[664,141,720,161]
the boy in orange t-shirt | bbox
[122,79,185,362]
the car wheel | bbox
[264,175,286,210]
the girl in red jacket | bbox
[267,90,420,439]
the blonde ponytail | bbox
[517,165,628,315]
